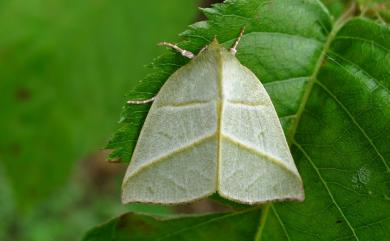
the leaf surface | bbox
[0,0,199,209]
[105,0,390,240]
[82,208,261,241]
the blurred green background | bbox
[0,0,203,240]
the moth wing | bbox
[122,50,221,204]
[219,52,304,204]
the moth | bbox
[122,29,304,204]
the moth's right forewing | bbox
[218,52,304,204]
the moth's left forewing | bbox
[218,49,304,204]
[121,48,222,204]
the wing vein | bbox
[226,99,268,107]
[155,100,212,109]
[124,134,216,182]
[221,134,299,179]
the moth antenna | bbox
[127,96,155,105]
[198,45,208,55]
[230,27,245,55]
[158,42,194,59]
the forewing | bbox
[122,50,221,204]
[219,52,304,204]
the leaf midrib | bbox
[255,2,359,241]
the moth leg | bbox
[158,42,194,59]
[127,96,155,105]
[230,27,245,55]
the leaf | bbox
[262,16,390,241]
[81,207,262,241]
[107,0,333,161]
[105,0,390,240]
[0,0,199,209]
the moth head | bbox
[201,27,245,56]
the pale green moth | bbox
[122,29,304,204]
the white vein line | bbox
[356,216,390,229]
[264,76,309,87]
[271,206,292,241]
[326,181,365,196]
[293,141,361,241]
[279,114,297,120]
[315,81,390,172]
[327,51,390,93]
[334,36,390,53]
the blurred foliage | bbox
[321,0,351,17]
[0,166,171,241]
[0,0,198,208]
[0,0,199,240]
[358,0,390,24]
[322,0,390,23]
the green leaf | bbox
[105,0,390,240]
[262,16,390,241]
[0,0,199,209]
[107,0,333,161]
[81,207,262,241]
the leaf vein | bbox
[293,141,361,241]
[272,206,292,241]
[315,81,389,172]
[327,51,390,93]
[263,76,309,87]
[334,36,390,53]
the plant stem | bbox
[287,0,357,146]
